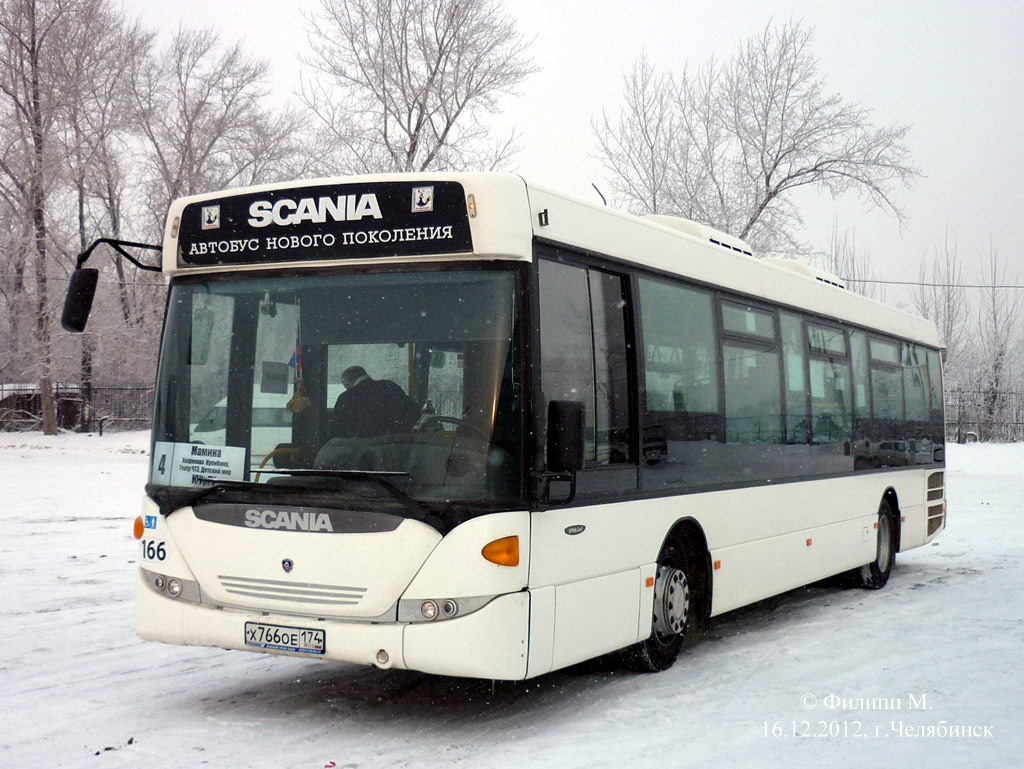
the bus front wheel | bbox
[624,533,703,672]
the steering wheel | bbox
[254,446,303,482]
[417,416,488,440]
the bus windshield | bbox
[150,266,522,508]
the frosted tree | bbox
[594,21,920,254]
[301,0,536,173]
[130,27,306,236]
[52,6,151,412]
[911,229,968,375]
[819,223,883,300]
[592,54,677,215]
[0,0,86,433]
[974,244,1023,441]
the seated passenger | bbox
[331,365,421,438]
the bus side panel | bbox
[899,501,928,550]
[530,502,652,670]
[530,501,653,588]
[550,570,641,672]
[526,585,555,678]
[698,471,928,614]
[531,470,933,635]
[709,516,875,615]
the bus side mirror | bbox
[61,268,99,332]
[547,400,585,473]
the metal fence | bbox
[83,386,155,432]
[945,388,1024,443]
[0,383,153,433]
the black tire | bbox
[859,499,896,589]
[623,533,704,672]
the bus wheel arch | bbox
[623,519,710,672]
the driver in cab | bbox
[331,365,421,438]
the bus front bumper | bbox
[136,570,529,680]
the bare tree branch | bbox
[911,227,968,370]
[594,20,920,255]
[130,27,306,233]
[301,0,536,173]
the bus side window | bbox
[902,342,929,422]
[637,276,722,488]
[781,313,809,444]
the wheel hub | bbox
[653,564,689,638]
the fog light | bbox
[420,600,438,620]
[376,649,389,666]
[166,578,182,597]
[441,599,458,617]
[153,575,166,591]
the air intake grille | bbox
[218,575,367,606]
[926,471,945,536]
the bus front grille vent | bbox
[217,574,367,607]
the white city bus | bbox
[64,173,946,679]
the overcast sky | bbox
[126,0,1024,294]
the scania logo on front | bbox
[247,193,383,228]
[244,508,334,532]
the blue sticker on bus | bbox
[144,515,158,530]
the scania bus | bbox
[63,173,945,679]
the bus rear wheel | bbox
[623,533,702,672]
[859,500,896,589]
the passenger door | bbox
[530,254,643,672]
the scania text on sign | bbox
[247,193,383,227]
[244,508,334,532]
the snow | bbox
[2,433,1022,767]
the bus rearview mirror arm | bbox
[60,238,161,333]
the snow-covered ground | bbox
[2,432,1021,768]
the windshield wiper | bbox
[266,469,445,531]
[147,471,448,532]
[145,480,262,516]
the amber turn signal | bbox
[482,536,519,566]
[133,516,145,540]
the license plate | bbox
[244,621,325,655]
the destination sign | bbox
[177,180,474,267]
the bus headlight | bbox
[398,595,495,622]
[142,568,199,603]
